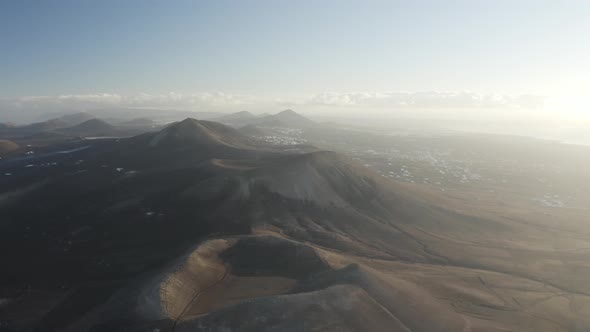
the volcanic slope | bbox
[146,118,254,149]
[0,118,589,331]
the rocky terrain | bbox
[0,117,589,331]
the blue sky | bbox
[0,0,589,119]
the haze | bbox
[1,0,589,143]
[2,2,590,332]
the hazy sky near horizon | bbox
[1,0,589,118]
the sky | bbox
[1,0,589,128]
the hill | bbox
[0,118,588,331]
[213,111,256,124]
[248,109,315,128]
[213,109,315,129]
[57,118,117,137]
[57,112,96,126]
[146,118,254,149]
[19,118,70,133]
[100,118,266,168]
[0,116,91,141]
[272,109,315,126]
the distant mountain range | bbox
[147,118,256,150]
[213,109,316,128]
[56,112,96,126]
[32,108,224,124]
[0,109,316,148]
[55,118,118,137]
[0,113,163,145]
[213,110,257,123]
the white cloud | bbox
[307,91,546,109]
[1,90,547,115]
[1,92,274,115]
[0,90,553,124]
[56,93,123,104]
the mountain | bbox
[0,117,160,147]
[146,118,255,149]
[57,112,96,126]
[212,110,315,129]
[0,116,94,139]
[249,109,315,128]
[0,117,90,140]
[19,118,70,133]
[99,118,267,169]
[55,118,161,139]
[0,118,588,331]
[35,108,225,124]
[213,111,256,124]
[272,109,315,126]
[57,118,117,137]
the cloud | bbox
[1,92,283,123]
[307,91,546,109]
[0,90,550,123]
[2,90,546,114]
[4,92,264,110]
